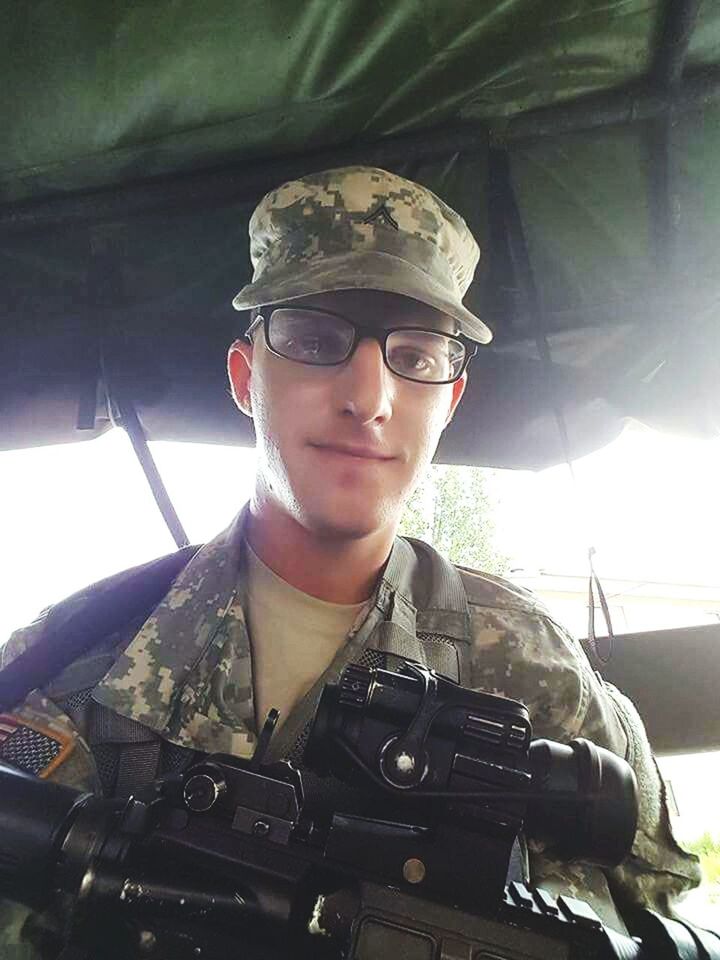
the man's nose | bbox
[336,337,394,424]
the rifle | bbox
[1,660,718,958]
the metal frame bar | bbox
[2,67,718,234]
[114,391,190,549]
[0,124,487,232]
[499,66,718,143]
[645,0,701,325]
[87,235,191,550]
[652,0,702,89]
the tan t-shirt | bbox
[244,543,366,731]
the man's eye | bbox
[390,347,438,376]
[282,330,345,360]
[290,336,323,355]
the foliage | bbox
[399,464,510,576]
[684,832,720,886]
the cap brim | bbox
[232,250,493,344]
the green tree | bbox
[397,475,433,541]
[684,832,720,886]
[399,464,509,575]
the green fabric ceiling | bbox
[2,0,718,468]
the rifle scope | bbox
[0,660,718,959]
[305,660,638,866]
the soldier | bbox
[0,166,701,956]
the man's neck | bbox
[244,500,395,604]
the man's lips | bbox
[310,443,395,462]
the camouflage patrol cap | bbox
[232,166,492,344]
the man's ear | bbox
[227,339,254,417]
[444,371,467,428]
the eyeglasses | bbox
[245,306,477,385]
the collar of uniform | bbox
[91,515,470,754]
[92,506,249,740]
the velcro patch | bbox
[0,713,74,778]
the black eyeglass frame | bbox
[245,305,478,385]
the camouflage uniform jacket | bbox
[0,508,701,955]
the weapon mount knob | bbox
[183,768,226,812]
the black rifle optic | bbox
[1,660,717,959]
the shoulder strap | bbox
[0,544,200,712]
[371,538,473,685]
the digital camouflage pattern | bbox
[91,511,259,759]
[232,166,493,344]
[0,506,702,956]
[461,592,702,918]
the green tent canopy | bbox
[2,0,719,469]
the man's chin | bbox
[299,505,392,542]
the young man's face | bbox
[228,289,468,541]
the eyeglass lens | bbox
[266,308,466,383]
